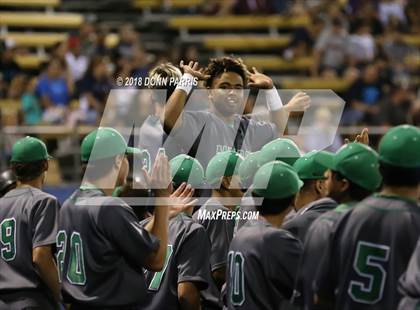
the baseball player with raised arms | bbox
[163,57,310,167]
[143,154,212,310]
[225,160,303,310]
[314,125,420,310]
[282,150,336,242]
[0,137,60,309]
[292,142,382,310]
[192,150,243,310]
[58,127,187,309]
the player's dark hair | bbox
[252,193,295,215]
[10,160,47,182]
[379,162,420,187]
[332,171,373,201]
[82,156,120,180]
[204,56,248,88]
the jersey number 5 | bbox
[0,218,16,261]
[56,230,87,285]
[348,241,390,304]
[228,251,245,306]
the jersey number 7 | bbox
[348,241,390,304]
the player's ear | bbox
[315,179,325,197]
[341,178,350,193]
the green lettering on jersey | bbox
[56,230,67,282]
[348,241,390,304]
[0,218,16,261]
[148,244,173,291]
[67,232,87,285]
[228,251,245,306]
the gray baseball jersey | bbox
[0,187,59,307]
[168,111,276,167]
[226,218,303,310]
[282,197,337,242]
[292,202,354,310]
[58,187,159,307]
[398,239,420,310]
[315,194,420,310]
[192,198,236,309]
[139,115,183,162]
[143,213,212,310]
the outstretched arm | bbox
[164,61,209,133]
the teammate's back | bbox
[227,220,302,310]
[0,187,59,293]
[59,188,159,307]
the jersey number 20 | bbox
[56,230,87,285]
[228,251,245,306]
[348,241,390,304]
[0,218,16,261]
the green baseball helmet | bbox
[11,136,52,163]
[293,150,330,180]
[81,127,140,162]
[258,138,301,167]
[170,154,205,187]
[315,143,382,191]
[239,151,260,187]
[379,125,420,168]
[206,151,244,185]
[252,160,303,199]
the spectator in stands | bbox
[79,21,99,58]
[73,56,112,125]
[383,30,416,64]
[380,86,415,126]
[347,21,376,65]
[65,36,89,82]
[312,17,349,76]
[283,16,324,60]
[50,41,67,65]
[132,43,151,79]
[36,58,74,124]
[356,2,384,36]
[114,23,139,59]
[21,77,42,125]
[0,44,21,88]
[8,74,26,100]
[342,63,384,125]
[378,0,407,27]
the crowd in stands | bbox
[0,0,419,129]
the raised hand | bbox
[168,182,198,218]
[246,67,274,89]
[344,128,369,145]
[283,91,311,112]
[179,60,210,80]
[143,153,173,197]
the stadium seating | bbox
[204,35,290,51]
[1,32,67,48]
[0,0,59,9]
[0,12,83,29]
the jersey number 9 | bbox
[0,218,16,261]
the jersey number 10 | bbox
[56,230,87,285]
[228,251,245,306]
